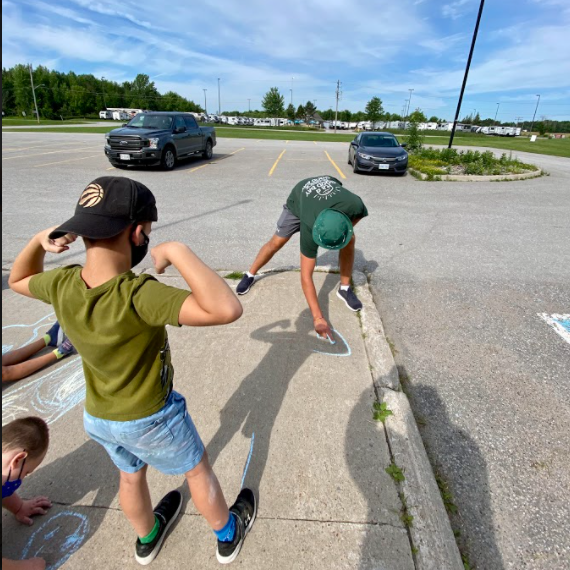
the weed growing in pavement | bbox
[385,461,406,483]
[225,271,245,280]
[373,401,393,423]
[398,492,414,529]
[386,337,398,357]
[435,472,458,514]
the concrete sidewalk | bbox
[1,271,455,569]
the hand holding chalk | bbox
[314,317,335,344]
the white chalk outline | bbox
[240,433,256,489]
[538,313,570,345]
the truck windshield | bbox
[127,114,173,130]
[361,135,399,148]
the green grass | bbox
[224,271,245,280]
[3,124,569,157]
[373,401,394,423]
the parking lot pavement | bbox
[1,271,415,570]
[3,131,570,569]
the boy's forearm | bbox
[169,244,238,314]
[301,274,322,319]
[2,493,23,515]
[9,233,45,286]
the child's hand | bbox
[151,242,184,274]
[314,317,334,343]
[38,227,77,254]
[15,496,52,526]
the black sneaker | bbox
[236,274,255,295]
[135,490,183,566]
[216,488,257,564]
[337,287,363,312]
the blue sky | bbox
[2,0,569,121]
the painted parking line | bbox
[324,150,347,180]
[3,146,100,161]
[189,148,246,173]
[2,141,84,153]
[268,149,286,177]
[34,154,102,168]
[538,313,570,345]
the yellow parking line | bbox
[286,140,289,144]
[230,147,246,155]
[34,154,101,168]
[324,151,346,180]
[189,164,209,173]
[268,149,286,177]
[313,141,317,145]
[2,141,83,153]
[3,146,100,161]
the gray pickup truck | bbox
[104,112,216,170]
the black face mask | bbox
[131,228,150,269]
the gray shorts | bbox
[275,205,301,239]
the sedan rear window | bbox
[361,135,399,148]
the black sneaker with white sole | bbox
[337,287,363,312]
[216,488,257,564]
[236,274,255,295]
[135,490,183,566]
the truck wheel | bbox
[203,140,213,160]
[161,146,177,171]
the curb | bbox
[409,167,542,182]
[353,270,464,570]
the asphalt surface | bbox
[3,131,570,569]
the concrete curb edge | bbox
[409,167,542,182]
[353,270,464,570]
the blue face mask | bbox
[2,458,26,499]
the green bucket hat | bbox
[312,209,354,251]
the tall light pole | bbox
[406,88,414,119]
[494,102,500,124]
[248,99,251,112]
[28,64,40,124]
[449,0,485,148]
[203,89,208,116]
[291,77,294,106]
[290,89,293,106]
[217,78,221,115]
[529,94,541,134]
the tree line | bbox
[2,65,203,119]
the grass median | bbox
[3,125,569,158]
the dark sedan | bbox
[348,132,408,175]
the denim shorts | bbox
[84,391,205,475]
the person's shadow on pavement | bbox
[206,273,339,492]
[1,440,119,569]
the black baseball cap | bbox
[49,177,158,240]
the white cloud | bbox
[442,0,473,20]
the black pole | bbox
[448,0,485,148]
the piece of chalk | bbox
[316,332,336,345]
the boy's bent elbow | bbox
[220,300,243,324]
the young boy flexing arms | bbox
[9,177,256,565]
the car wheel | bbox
[161,146,177,171]
[203,140,213,160]
[348,152,352,165]
[353,157,360,174]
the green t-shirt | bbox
[29,266,191,422]
[286,176,368,258]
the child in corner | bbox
[2,417,53,570]
[3,321,75,383]
[8,177,256,566]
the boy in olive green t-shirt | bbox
[9,177,257,565]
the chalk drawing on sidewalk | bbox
[2,356,86,426]
[538,313,570,345]
[21,510,90,570]
[2,313,86,426]
[313,328,352,357]
[241,433,255,489]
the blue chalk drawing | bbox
[2,312,85,426]
[241,433,255,489]
[312,328,352,357]
[2,313,56,347]
[538,313,570,346]
[21,510,90,570]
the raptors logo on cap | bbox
[79,183,105,208]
